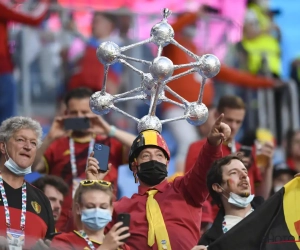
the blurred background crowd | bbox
[1,0,300,240]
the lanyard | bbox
[69,137,95,178]
[0,173,27,231]
[79,230,96,250]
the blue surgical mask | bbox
[4,144,31,176]
[218,184,254,208]
[81,208,112,231]
[228,192,254,208]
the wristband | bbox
[109,125,116,137]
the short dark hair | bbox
[207,155,243,207]
[217,95,246,114]
[32,175,69,197]
[64,88,93,107]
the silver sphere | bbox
[141,73,156,96]
[138,115,162,133]
[150,56,174,81]
[143,90,165,106]
[150,21,174,47]
[196,54,221,78]
[89,91,114,115]
[184,102,209,126]
[96,41,120,65]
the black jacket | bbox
[198,196,265,246]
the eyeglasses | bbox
[80,180,112,187]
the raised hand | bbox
[207,114,231,146]
[48,116,69,140]
[86,114,111,136]
[86,152,111,180]
[97,222,130,250]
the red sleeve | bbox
[51,234,73,250]
[0,2,49,25]
[185,140,205,173]
[174,140,222,206]
[215,65,274,89]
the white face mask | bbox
[219,184,254,208]
[228,192,254,208]
[4,144,31,176]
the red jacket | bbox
[107,140,223,250]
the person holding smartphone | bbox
[50,180,130,250]
[86,115,231,250]
[33,87,136,232]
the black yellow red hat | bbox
[128,130,170,170]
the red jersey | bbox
[51,231,130,250]
[0,2,48,74]
[43,135,125,232]
[0,180,55,248]
[107,140,223,250]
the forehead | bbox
[223,159,245,172]
[44,185,63,197]
[81,189,110,204]
[223,108,245,119]
[67,98,90,108]
[12,129,37,140]
[139,147,163,155]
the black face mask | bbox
[137,160,168,186]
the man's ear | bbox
[0,142,5,155]
[212,183,223,194]
[131,162,138,174]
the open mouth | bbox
[20,153,30,158]
[239,182,249,187]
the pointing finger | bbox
[214,113,224,126]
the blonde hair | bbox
[72,181,114,229]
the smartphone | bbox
[240,145,252,157]
[63,117,90,131]
[45,232,61,241]
[117,213,130,242]
[93,143,110,172]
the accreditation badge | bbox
[7,229,24,250]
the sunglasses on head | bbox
[80,180,111,187]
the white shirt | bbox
[222,208,254,233]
